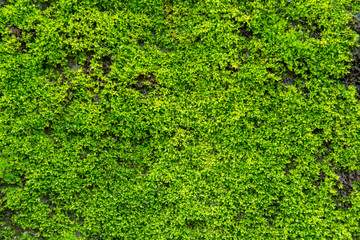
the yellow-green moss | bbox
[1,0,360,239]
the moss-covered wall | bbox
[1,0,360,239]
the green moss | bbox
[1,0,360,239]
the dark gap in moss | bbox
[0,171,27,189]
[75,230,84,237]
[193,35,201,43]
[354,14,360,34]
[126,73,158,99]
[0,179,43,238]
[0,0,10,7]
[281,71,296,86]
[247,187,256,195]
[66,131,85,143]
[185,219,205,230]
[284,156,296,175]
[339,14,360,99]
[65,86,76,104]
[291,18,322,40]
[58,30,70,40]
[65,56,80,72]
[36,0,53,12]
[44,126,52,136]
[81,52,94,75]
[333,169,360,210]
[266,68,274,74]
[301,83,310,97]
[312,128,323,135]
[96,3,108,13]
[309,23,322,40]
[239,47,250,63]
[239,26,253,41]
[175,143,185,152]
[18,41,27,53]
[319,169,326,182]
[197,8,210,19]
[39,195,57,220]
[150,29,156,39]
[44,120,54,132]
[138,39,145,49]
[63,209,86,232]
[60,73,68,85]
[233,210,244,222]
[7,26,33,53]
[225,62,240,73]
[312,169,326,191]
[8,26,22,38]
[125,163,139,170]
[41,56,50,70]
[163,0,174,19]
[53,63,63,77]
[141,165,149,177]
[302,188,310,195]
[100,55,113,76]
[0,208,26,238]
[43,121,59,146]
[265,213,277,227]
[316,140,332,163]
[80,147,91,160]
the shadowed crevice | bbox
[339,14,360,99]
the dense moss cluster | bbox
[1,0,360,239]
